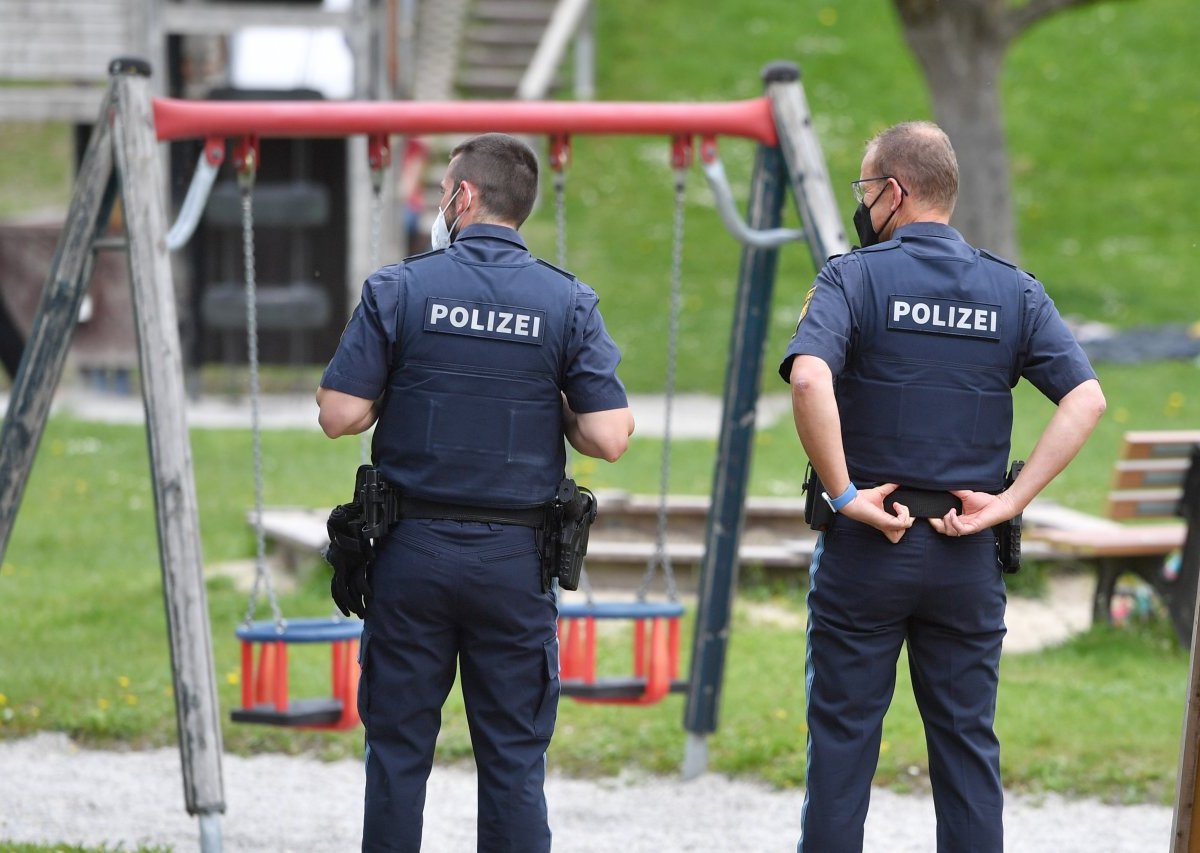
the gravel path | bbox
[0,731,1172,852]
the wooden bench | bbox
[1026,430,1200,644]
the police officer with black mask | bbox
[317,132,634,853]
[780,122,1106,852]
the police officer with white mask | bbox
[317,132,634,853]
[780,121,1105,853]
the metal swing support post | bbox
[0,59,225,849]
[682,61,850,778]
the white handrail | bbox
[517,0,592,101]
[701,157,805,249]
[166,148,221,251]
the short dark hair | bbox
[865,121,958,213]
[448,133,539,227]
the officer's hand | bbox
[930,490,1018,537]
[842,483,914,544]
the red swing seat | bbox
[231,617,363,729]
[557,600,686,705]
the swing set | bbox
[0,57,852,849]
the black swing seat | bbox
[560,677,689,700]
[231,697,347,727]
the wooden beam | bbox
[1121,431,1200,459]
[0,88,115,558]
[160,2,355,34]
[110,59,226,823]
[1107,488,1188,520]
[1113,458,1190,489]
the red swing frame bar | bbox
[151,96,778,145]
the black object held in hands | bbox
[803,463,834,532]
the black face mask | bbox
[852,202,878,247]
[853,194,898,248]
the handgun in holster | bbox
[803,463,834,532]
[994,460,1025,574]
[540,478,598,592]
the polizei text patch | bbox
[425,297,546,345]
[887,295,1001,341]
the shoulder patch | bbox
[797,285,817,326]
[535,257,576,280]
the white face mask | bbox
[430,184,469,250]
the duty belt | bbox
[883,487,963,519]
[397,496,547,528]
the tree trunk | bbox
[894,3,1018,260]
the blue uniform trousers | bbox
[359,518,559,853]
[799,519,1007,853]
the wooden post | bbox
[0,89,116,558]
[765,61,851,262]
[109,58,226,826]
[1171,454,1200,851]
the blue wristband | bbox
[823,483,858,513]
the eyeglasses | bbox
[851,176,895,204]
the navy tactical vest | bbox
[373,236,575,507]
[836,229,1025,492]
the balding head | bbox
[863,121,958,217]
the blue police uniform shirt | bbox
[779,222,1096,491]
[321,223,628,506]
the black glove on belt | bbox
[325,501,373,619]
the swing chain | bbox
[554,169,568,271]
[362,136,390,467]
[639,140,690,604]
[549,134,570,271]
[235,142,284,632]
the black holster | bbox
[803,464,834,532]
[539,478,597,591]
[994,460,1025,574]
